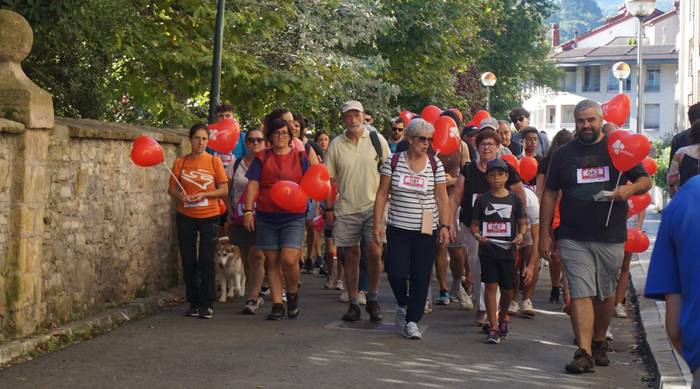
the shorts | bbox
[228,223,256,246]
[480,256,516,290]
[306,199,319,221]
[558,239,624,300]
[447,218,467,249]
[255,216,305,251]
[324,228,333,239]
[334,207,384,247]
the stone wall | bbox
[0,121,19,337]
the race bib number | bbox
[184,198,209,208]
[398,173,427,193]
[577,166,610,184]
[483,221,511,238]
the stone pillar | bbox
[0,10,53,337]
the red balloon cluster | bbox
[642,157,658,176]
[270,164,333,211]
[131,135,165,167]
[421,105,443,124]
[432,116,460,154]
[519,156,538,182]
[400,110,416,127]
[607,130,651,172]
[301,164,331,200]
[627,192,651,218]
[501,155,520,174]
[466,110,490,127]
[447,108,463,123]
[208,118,241,154]
[602,94,631,127]
[270,181,307,213]
[624,228,650,253]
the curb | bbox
[0,288,183,367]
[629,250,692,389]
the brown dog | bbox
[215,237,245,302]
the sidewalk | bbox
[630,210,693,388]
[0,262,651,388]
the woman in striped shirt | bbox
[373,118,452,339]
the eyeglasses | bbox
[391,127,404,132]
[246,137,264,144]
[414,136,433,143]
[479,142,497,148]
[271,131,290,138]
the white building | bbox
[677,0,700,129]
[523,3,679,140]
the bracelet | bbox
[472,232,482,239]
[244,209,254,213]
[243,211,254,216]
[439,224,451,231]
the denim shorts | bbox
[255,216,305,251]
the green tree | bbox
[550,0,604,42]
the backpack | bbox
[390,152,438,176]
[369,130,384,171]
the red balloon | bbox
[432,116,458,152]
[627,192,651,218]
[607,130,651,172]
[270,181,307,213]
[466,110,490,127]
[131,135,164,167]
[501,154,520,174]
[440,134,460,155]
[519,156,538,182]
[447,108,463,123]
[642,157,658,176]
[208,118,241,154]
[624,228,650,253]
[602,94,631,126]
[421,105,443,124]
[301,164,331,200]
[400,110,416,127]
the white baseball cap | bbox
[341,100,364,113]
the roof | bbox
[552,44,677,65]
[644,8,677,26]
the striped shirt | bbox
[381,152,446,231]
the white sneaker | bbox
[508,300,520,315]
[606,327,614,341]
[324,277,334,290]
[424,298,432,314]
[614,303,628,318]
[282,290,288,303]
[335,280,344,291]
[403,321,422,339]
[457,287,473,311]
[339,290,349,303]
[357,291,367,305]
[395,305,407,331]
[521,299,535,317]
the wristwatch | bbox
[439,224,451,231]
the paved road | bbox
[0,265,651,388]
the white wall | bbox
[575,18,638,48]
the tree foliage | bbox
[550,0,604,43]
[2,0,559,131]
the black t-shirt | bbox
[458,162,522,226]
[507,142,523,156]
[545,136,648,243]
[471,191,524,260]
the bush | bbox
[653,136,672,194]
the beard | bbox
[578,128,598,144]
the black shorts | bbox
[480,256,516,290]
[228,223,256,246]
[324,228,333,239]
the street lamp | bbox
[481,72,497,111]
[625,0,656,134]
[612,61,631,94]
[208,0,226,123]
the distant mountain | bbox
[596,0,674,16]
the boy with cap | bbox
[471,159,527,344]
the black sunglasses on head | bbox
[246,137,264,143]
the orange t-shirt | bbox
[169,152,228,218]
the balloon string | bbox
[605,173,623,227]
[163,161,188,196]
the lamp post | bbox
[612,61,631,94]
[625,0,656,134]
[481,72,497,111]
[208,0,226,123]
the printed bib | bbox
[483,221,511,238]
[577,166,610,184]
[184,198,209,208]
[398,173,427,193]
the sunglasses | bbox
[246,137,264,144]
[414,136,433,143]
[391,127,404,132]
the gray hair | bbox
[497,119,510,128]
[405,118,434,138]
[390,116,403,126]
[574,99,603,116]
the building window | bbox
[583,66,600,92]
[644,104,660,129]
[607,68,631,91]
[560,68,577,92]
[645,67,661,92]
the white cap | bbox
[341,100,364,113]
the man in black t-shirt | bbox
[540,100,652,374]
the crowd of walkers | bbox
[166,98,700,376]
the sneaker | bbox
[366,300,383,323]
[424,298,433,314]
[339,290,349,303]
[403,321,422,339]
[184,305,199,317]
[606,327,614,341]
[266,303,285,320]
[357,291,367,305]
[549,287,561,304]
[242,297,264,315]
[342,303,361,322]
[565,348,595,374]
[324,277,334,290]
[303,258,314,274]
[436,290,451,305]
[485,328,500,344]
[335,280,344,291]
[199,307,213,319]
[614,303,628,318]
[314,256,324,269]
[508,300,520,315]
[319,266,328,276]
[473,310,487,326]
[260,283,270,296]
[455,286,473,310]
[592,340,610,366]
[497,317,509,338]
[521,299,535,317]
[282,290,288,303]
[286,292,300,319]
[395,305,407,331]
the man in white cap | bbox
[479,117,512,158]
[325,100,391,323]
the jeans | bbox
[385,225,437,323]
[176,213,220,309]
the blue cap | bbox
[486,158,509,172]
